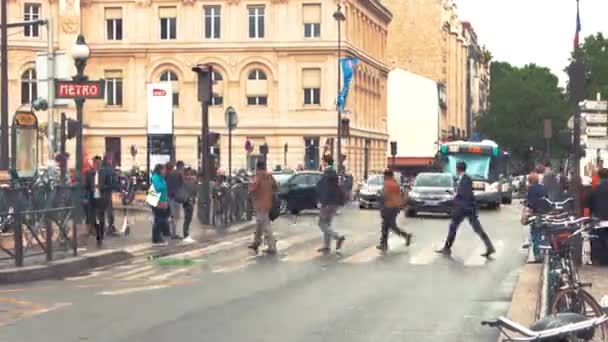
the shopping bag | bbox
[146,184,161,207]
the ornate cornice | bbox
[182,0,196,5]
[135,0,152,7]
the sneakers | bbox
[435,246,451,255]
[376,244,387,253]
[481,247,496,258]
[248,243,260,254]
[153,241,168,247]
[182,236,196,244]
[171,234,183,240]
[317,246,331,254]
[263,248,277,255]
[335,236,346,256]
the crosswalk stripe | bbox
[149,268,190,281]
[408,243,440,265]
[97,285,169,296]
[121,269,159,281]
[284,231,372,263]
[112,265,155,279]
[341,236,403,264]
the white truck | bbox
[386,68,440,170]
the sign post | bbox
[224,106,238,181]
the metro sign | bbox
[55,80,105,99]
[152,88,167,96]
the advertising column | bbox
[147,83,174,175]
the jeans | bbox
[182,201,193,238]
[105,198,115,231]
[152,206,170,243]
[445,207,494,251]
[92,199,107,242]
[168,198,181,236]
[530,225,542,260]
[318,205,342,248]
[253,209,275,249]
[380,207,408,246]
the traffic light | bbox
[66,119,80,140]
[32,97,48,111]
[260,143,269,155]
[390,141,398,156]
[284,143,288,153]
[208,131,221,146]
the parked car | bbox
[359,172,406,209]
[406,172,455,217]
[277,171,323,215]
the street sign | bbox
[580,100,608,112]
[55,80,105,99]
[568,116,587,131]
[224,106,238,130]
[543,119,552,139]
[584,113,608,124]
[586,126,607,137]
[586,139,608,150]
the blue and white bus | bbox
[438,140,511,208]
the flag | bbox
[336,57,358,112]
[574,0,581,49]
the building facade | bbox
[2,0,391,180]
[384,0,489,141]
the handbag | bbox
[146,184,161,207]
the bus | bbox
[437,140,511,208]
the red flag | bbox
[574,0,581,48]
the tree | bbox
[567,33,608,99]
[476,62,569,172]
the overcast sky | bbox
[456,0,608,86]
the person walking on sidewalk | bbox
[316,155,346,255]
[543,161,561,201]
[526,172,548,262]
[84,156,113,247]
[165,161,185,240]
[436,161,495,257]
[151,164,170,245]
[247,160,278,254]
[101,156,117,235]
[589,168,608,220]
[180,162,196,243]
[377,169,412,253]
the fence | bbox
[0,184,80,267]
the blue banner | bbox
[336,57,358,112]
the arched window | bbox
[246,69,268,106]
[21,68,37,105]
[211,71,223,106]
[159,70,179,107]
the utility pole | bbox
[333,4,345,173]
[1,0,8,170]
[193,65,212,225]
[570,59,585,216]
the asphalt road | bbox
[0,203,527,342]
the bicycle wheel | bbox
[550,288,608,342]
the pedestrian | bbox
[84,156,113,247]
[150,163,170,245]
[377,169,412,253]
[101,156,117,235]
[543,161,561,201]
[165,161,184,240]
[436,161,495,257]
[316,154,346,255]
[525,172,548,262]
[182,164,196,243]
[247,160,278,254]
[589,168,608,220]
[343,172,354,203]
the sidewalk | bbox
[0,207,255,284]
[578,265,608,301]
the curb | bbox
[498,263,543,341]
[0,221,256,285]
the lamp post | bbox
[333,3,345,173]
[70,35,90,222]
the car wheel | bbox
[405,209,416,217]
[503,196,512,205]
[359,204,365,209]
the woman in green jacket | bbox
[150,163,169,244]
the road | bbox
[0,204,526,342]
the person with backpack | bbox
[377,169,412,253]
[316,154,346,255]
[247,160,278,254]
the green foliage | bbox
[476,62,570,169]
[569,33,608,100]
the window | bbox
[105,71,123,106]
[204,6,221,39]
[211,71,223,106]
[248,6,265,38]
[246,69,268,106]
[159,70,179,107]
[105,8,123,40]
[24,3,41,38]
[302,68,321,105]
[20,69,37,105]
[302,4,321,38]
[159,7,177,40]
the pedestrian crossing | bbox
[63,226,518,292]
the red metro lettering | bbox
[152,89,167,96]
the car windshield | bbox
[414,174,453,187]
[273,174,293,185]
[443,154,491,181]
[367,175,383,186]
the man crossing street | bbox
[436,161,495,257]
[377,169,412,253]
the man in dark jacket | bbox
[101,157,116,235]
[316,155,346,255]
[436,161,496,257]
[543,161,561,201]
[590,168,608,220]
[165,161,184,240]
[84,156,113,246]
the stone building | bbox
[384,0,489,140]
[2,0,392,180]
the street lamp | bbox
[70,34,89,222]
[333,3,345,173]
